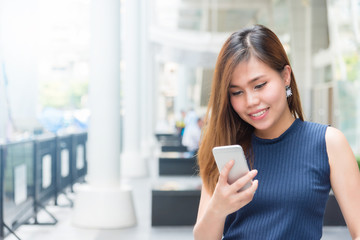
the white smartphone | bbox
[212,145,251,191]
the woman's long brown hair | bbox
[197,25,304,194]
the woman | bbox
[193,25,360,239]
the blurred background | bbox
[0,0,359,155]
[0,0,360,239]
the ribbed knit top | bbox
[223,119,331,240]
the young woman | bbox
[193,25,360,240]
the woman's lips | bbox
[249,108,269,120]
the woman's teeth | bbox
[251,109,267,117]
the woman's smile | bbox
[249,107,269,120]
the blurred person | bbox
[182,116,203,155]
[184,108,197,126]
[175,109,186,136]
[193,25,360,239]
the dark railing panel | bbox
[34,136,57,207]
[71,132,87,184]
[2,140,35,236]
[324,194,346,226]
[56,135,73,193]
[152,189,201,226]
[0,144,4,237]
[158,152,198,176]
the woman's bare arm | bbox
[326,127,360,239]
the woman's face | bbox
[229,56,294,139]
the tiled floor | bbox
[4,152,353,240]
[5,177,197,240]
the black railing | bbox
[32,135,58,225]
[55,134,73,206]
[0,144,4,238]
[2,139,35,238]
[71,132,87,185]
[0,131,88,239]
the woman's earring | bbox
[286,85,292,98]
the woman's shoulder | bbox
[302,120,329,128]
[325,126,348,147]
[301,120,345,141]
[298,120,329,135]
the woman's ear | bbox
[281,65,291,85]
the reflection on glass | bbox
[61,149,70,177]
[42,154,52,189]
[4,141,34,216]
[76,145,85,169]
[327,0,360,155]
[152,0,272,33]
[14,164,27,205]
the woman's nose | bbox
[246,92,260,107]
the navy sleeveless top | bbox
[223,119,331,240]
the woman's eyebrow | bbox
[229,75,265,88]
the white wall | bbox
[0,0,39,134]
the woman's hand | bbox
[193,160,258,240]
[209,160,258,218]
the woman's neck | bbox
[254,113,296,139]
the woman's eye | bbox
[255,82,267,90]
[231,91,243,96]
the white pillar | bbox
[72,0,136,228]
[139,0,155,160]
[121,0,147,178]
[146,46,158,159]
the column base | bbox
[121,151,148,178]
[72,184,136,228]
